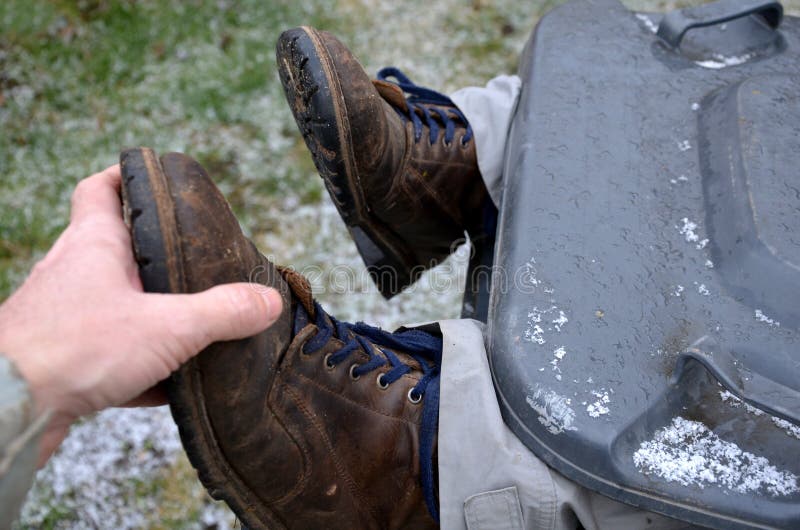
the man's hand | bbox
[0,165,282,464]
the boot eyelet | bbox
[407,388,423,404]
[324,353,336,371]
[349,364,361,381]
[441,136,452,148]
[376,373,389,390]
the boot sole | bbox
[276,27,418,298]
[120,147,284,530]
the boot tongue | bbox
[278,263,428,372]
[276,265,316,318]
[373,79,408,112]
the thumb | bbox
[156,283,284,355]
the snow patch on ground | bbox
[633,417,799,496]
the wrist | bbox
[0,336,69,419]
[0,348,79,465]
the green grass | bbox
[0,0,538,303]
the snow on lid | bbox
[677,218,711,250]
[695,53,753,69]
[587,389,611,418]
[633,417,799,496]
[635,13,659,34]
[678,218,699,243]
[524,305,569,346]
[526,386,578,435]
[550,346,567,381]
[552,311,569,331]
[521,257,541,287]
[755,309,780,327]
[720,391,800,441]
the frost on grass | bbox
[18,407,233,530]
[526,386,578,435]
[720,391,800,440]
[633,417,799,496]
[755,309,780,328]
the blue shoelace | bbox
[377,66,473,148]
[295,302,443,522]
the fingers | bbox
[154,283,284,360]
[70,164,122,224]
[122,383,168,408]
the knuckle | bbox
[167,303,209,352]
[71,178,91,202]
[70,179,95,215]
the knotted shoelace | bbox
[377,66,473,148]
[296,301,443,522]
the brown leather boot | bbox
[120,147,442,530]
[276,26,489,298]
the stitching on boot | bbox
[292,370,421,420]
[282,383,380,521]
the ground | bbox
[1,0,797,528]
